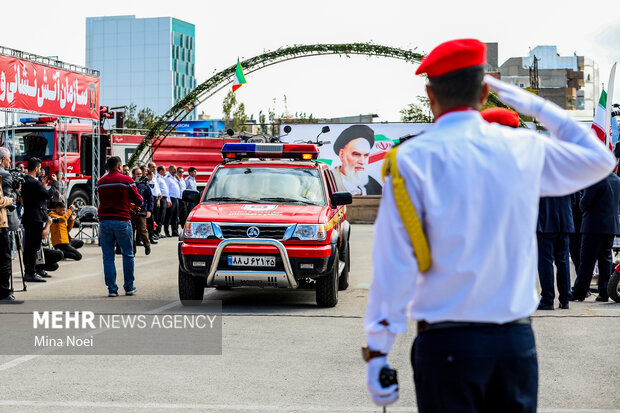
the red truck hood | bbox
[188,203,329,224]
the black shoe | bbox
[37,270,52,278]
[171,232,179,237]
[595,296,609,302]
[559,302,569,309]
[0,295,24,304]
[537,302,554,310]
[25,274,46,283]
[152,234,159,240]
[136,240,143,246]
[115,248,122,255]
[133,245,137,255]
[164,232,171,237]
[149,238,158,245]
[145,246,151,256]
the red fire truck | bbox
[178,142,353,307]
[0,116,238,207]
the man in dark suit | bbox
[21,158,52,282]
[572,173,620,301]
[537,196,574,310]
[569,191,583,274]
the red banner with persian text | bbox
[0,54,100,120]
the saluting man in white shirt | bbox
[363,39,616,412]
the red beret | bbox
[416,39,487,78]
[480,107,520,128]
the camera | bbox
[51,218,60,224]
[139,175,150,185]
[7,168,25,192]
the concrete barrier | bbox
[346,196,381,223]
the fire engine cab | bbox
[178,142,353,307]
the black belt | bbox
[417,317,531,333]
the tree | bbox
[400,96,433,123]
[222,91,249,132]
[123,103,158,131]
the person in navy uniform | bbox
[363,39,616,412]
[571,173,620,302]
[569,190,584,275]
[536,196,574,309]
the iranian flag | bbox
[592,90,608,146]
[232,59,247,92]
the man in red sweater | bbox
[97,156,143,297]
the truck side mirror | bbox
[331,191,352,206]
[182,189,201,204]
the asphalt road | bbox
[0,224,618,412]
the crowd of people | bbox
[0,149,199,303]
[0,155,85,304]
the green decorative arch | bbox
[127,43,520,166]
[127,43,425,167]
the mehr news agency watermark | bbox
[0,300,222,355]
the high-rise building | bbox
[86,15,196,120]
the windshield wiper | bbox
[259,197,318,205]
[206,197,263,203]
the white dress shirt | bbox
[177,175,186,193]
[156,173,169,201]
[166,174,181,199]
[149,177,161,198]
[365,109,615,352]
[185,175,197,191]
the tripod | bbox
[9,228,26,292]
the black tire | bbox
[338,243,350,291]
[178,266,204,305]
[316,249,339,307]
[215,286,232,290]
[608,271,620,303]
[68,188,90,209]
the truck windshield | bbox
[204,167,326,206]
[0,128,55,161]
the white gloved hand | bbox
[366,356,399,406]
[484,75,546,118]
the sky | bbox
[1,0,618,122]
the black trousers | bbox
[574,233,614,299]
[55,239,83,261]
[537,232,572,305]
[0,229,12,299]
[412,323,538,413]
[36,248,64,272]
[23,223,43,277]
[164,198,179,235]
[569,232,581,274]
[155,198,167,235]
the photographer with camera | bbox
[131,167,153,255]
[49,202,83,261]
[22,157,52,283]
[0,151,18,303]
[0,148,20,231]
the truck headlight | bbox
[292,224,327,241]
[184,222,214,239]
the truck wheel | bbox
[316,249,339,307]
[338,243,350,291]
[68,189,90,209]
[608,271,620,303]
[178,266,204,305]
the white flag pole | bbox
[605,62,617,148]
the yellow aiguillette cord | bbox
[381,147,431,272]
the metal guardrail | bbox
[0,45,100,77]
[207,238,298,289]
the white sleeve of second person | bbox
[364,175,420,354]
[536,105,616,196]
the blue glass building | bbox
[85,15,196,119]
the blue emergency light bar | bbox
[221,143,319,160]
[20,116,58,124]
